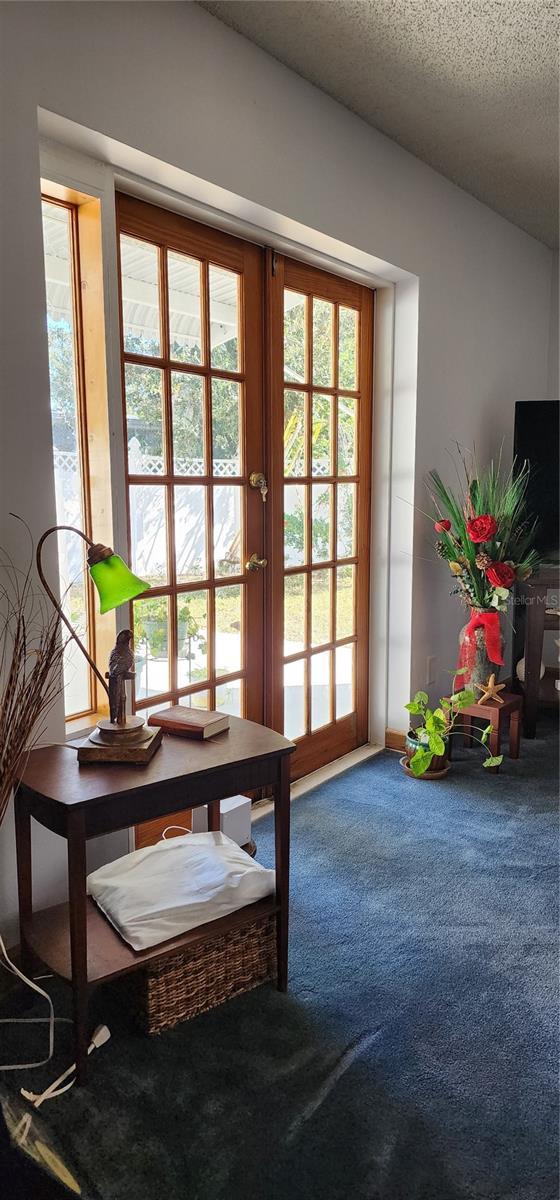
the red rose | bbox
[466,514,497,543]
[485,562,515,589]
[434,519,451,533]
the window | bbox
[42,196,93,719]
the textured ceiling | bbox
[199,0,559,248]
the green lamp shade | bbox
[89,555,150,614]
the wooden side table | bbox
[15,718,294,1084]
[511,565,560,738]
[451,691,522,772]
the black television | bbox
[513,400,559,563]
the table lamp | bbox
[37,525,162,763]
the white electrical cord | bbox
[21,1025,111,1108]
[0,932,71,1071]
[0,742,110,1097]
[161,825,191,839]
[0,933,111,1102]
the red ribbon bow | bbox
[456,610,504,686]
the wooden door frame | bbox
[115,195,374,798]
[266,252,374,779]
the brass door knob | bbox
[245,552,268,572]
[249,471,268,502]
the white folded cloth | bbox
[87,831,275,952]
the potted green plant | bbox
[404,681,503,777]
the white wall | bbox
[0,2,554,933]
[548,251,559,400]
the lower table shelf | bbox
[24,896,279,986]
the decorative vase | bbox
[404,730,449,776]
[458,609,503,690]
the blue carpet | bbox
[3,719,558,1199]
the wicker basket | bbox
[120,913,277,1035]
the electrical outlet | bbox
[426,655,437,686]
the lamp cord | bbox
[0,932,71,1072]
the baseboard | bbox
[289,743,383,799]
[385,729,406,752]
[252,742,384,821]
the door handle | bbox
[249,471,268,503]
[245,552,268,572]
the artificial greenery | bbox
[427,446,540,613]
[405,679,503,776]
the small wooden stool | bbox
[449,691,523,772]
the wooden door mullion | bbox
[283,632,357,665]
[282,381,359,397]
[123,350,245,384]
[283,474,359,486]
[331,302,339,636]
[203,263,217,701]
[284,556,358,574]
[333,302,340,392]
[242,241,266,725]
[159,248,178,698]
[265,249,286,734]
[304,292,313,737]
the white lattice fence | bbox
[56,443,332,479]
[128,438,238,476]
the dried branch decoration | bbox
[0,516,67,827]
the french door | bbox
[117,194,265,744]
[267,255,373,778]
[116,195,373,797]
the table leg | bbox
[463,715,473,748]
[14,789,33,978]
[274,754,291,992]
[207,800,221,833]
[511,583,526,691]
[509,708,521,759]
[524,585,546,738]
[488,718,501,773]
[67,810,89,1085]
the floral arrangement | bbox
[427,448,539,686]
[428,449,539,613]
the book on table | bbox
[147,705,230,739]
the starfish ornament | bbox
[474,673,506,704]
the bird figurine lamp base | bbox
[78,721,162,765]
